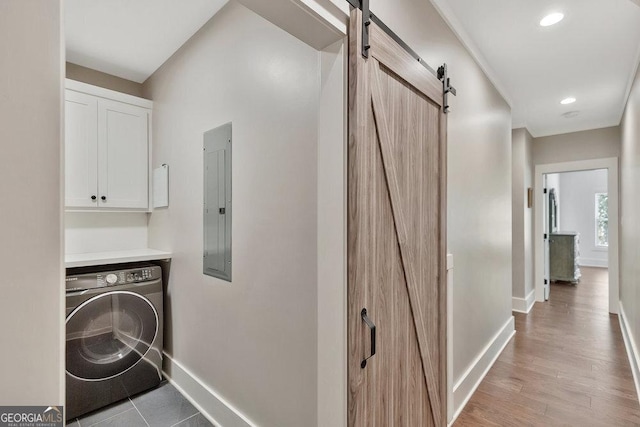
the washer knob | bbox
[106,274,118,285]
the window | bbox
[595,193,608,247]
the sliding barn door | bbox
[348,8,447,427]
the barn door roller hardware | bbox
[437,63,457,114]
[362,0,371,58]
[354,0,434,73]
[348,0,458,112]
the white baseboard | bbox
[162,352,256,427]
[618,303,640,403]
[512,289,536,314]
[578,258,608,268]
[449,316,515,426]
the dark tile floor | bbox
[70,382,213,427]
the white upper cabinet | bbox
[98,99,149,209]
[65,80,152,211]
[65,91,98,208]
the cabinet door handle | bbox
[361,308,376,368]
[91,195,97,201]
[101,196,107,201]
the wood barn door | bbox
[347,8,447,427]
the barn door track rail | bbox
[346,0,457,112]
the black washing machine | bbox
[65,263,163,420]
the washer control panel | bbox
[66,265,161,292]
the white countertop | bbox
[65,248,172,268]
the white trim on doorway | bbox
[534,157,619,313]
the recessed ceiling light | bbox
[560,97,576,105]
[540,12,564,27]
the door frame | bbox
[543,174,550,300]
[534,157,619,313]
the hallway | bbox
[455,267,640,425]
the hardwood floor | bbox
[454,267,640,426]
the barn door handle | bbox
[361,308,376,368]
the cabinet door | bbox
[97,99,149,209]
[65,90,98,208]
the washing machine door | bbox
[66,290,158,381]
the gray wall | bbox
[533,126,621,165]
[66,62,144,97]
[370,0,513,386]
[0,0,63,405]
[512,128,534,300]
[558,170,609,267]
[145,0,513,423]
[143,3,319,426]
[620,64,640,351]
